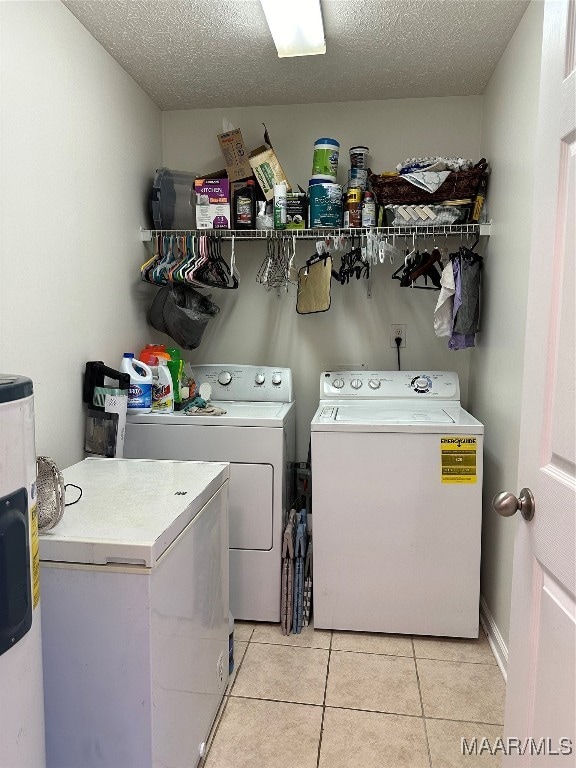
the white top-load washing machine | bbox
[124,365,296,622]
[311,371,484,638]
[40,458,229,768]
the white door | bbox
[497,0,576,763]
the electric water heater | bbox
[0,375,46,767]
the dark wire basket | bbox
[370,159,489,206]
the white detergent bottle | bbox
[152,358,173,413]
[120,352,153,413]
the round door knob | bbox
[217,371,232,386]
[350,379,362,389]
[271,373,282,386]
[368,379,381,389]
[492,488,535,521]
[255,374,265,385]
[332,378,345,389]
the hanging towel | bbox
[434,261,455,337]
[281,510,296,636]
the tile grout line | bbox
[222,694,505,727]
[413,637,434,768]
[316,630,332,768]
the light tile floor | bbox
[202,622,505,768]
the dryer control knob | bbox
[271,373,282,386]
[368,379,381,389]
[350,379,363,389]
[332,378,345,389]
[217,371,232,386]
[255,373,265,385]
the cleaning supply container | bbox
[153,359,173,413]
[120,353,153,414]
[349,146,369,169]
[139,353,174,413]
[273,182,287,229]
[312,138,340,180]
[166,348,183,406]
[308,179,343,228]
[348,168,368,190]
[139,344,170,362]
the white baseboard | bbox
[480,595,508,682]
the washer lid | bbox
[334,405,456,424]
[39,458,229,567]
[0,375,33,403]
[312,403,484,433]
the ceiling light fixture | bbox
[260,0,326,58]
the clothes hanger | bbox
[195,235,239,289]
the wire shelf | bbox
[140,223,491,242]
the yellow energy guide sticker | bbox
[31,503,40,608]
[441,437,477,484]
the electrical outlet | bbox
[390,324,406,348]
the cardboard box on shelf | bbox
[286,192,307,229]
[217,128,252,183]
[194,178,230,229]
[249,145,291,201]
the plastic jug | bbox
[139,344,170,362]
[152,359,173,413]
[166,348,183,405]
[120,353,153,413]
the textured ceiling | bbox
[63,0,530,110]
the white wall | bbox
[0,1,162,468]
[469,0,544,649]
[162,97,483,458]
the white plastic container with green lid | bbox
[312,138,340,179]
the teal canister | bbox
[308,179,343,228]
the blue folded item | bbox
[292,509,308,634]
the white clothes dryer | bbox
[311,371,484,638]
[124,365,296,622]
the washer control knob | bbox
[368,379,381,389]
[332,378,345,389]
[350,379,363,389]
[416,377,429,389]
[271,373,282,386]
[217,371,232,386]
[255,373,265,385]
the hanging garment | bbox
[449,257,476,350]
[453,257,481,335]
[434,261,456,337]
